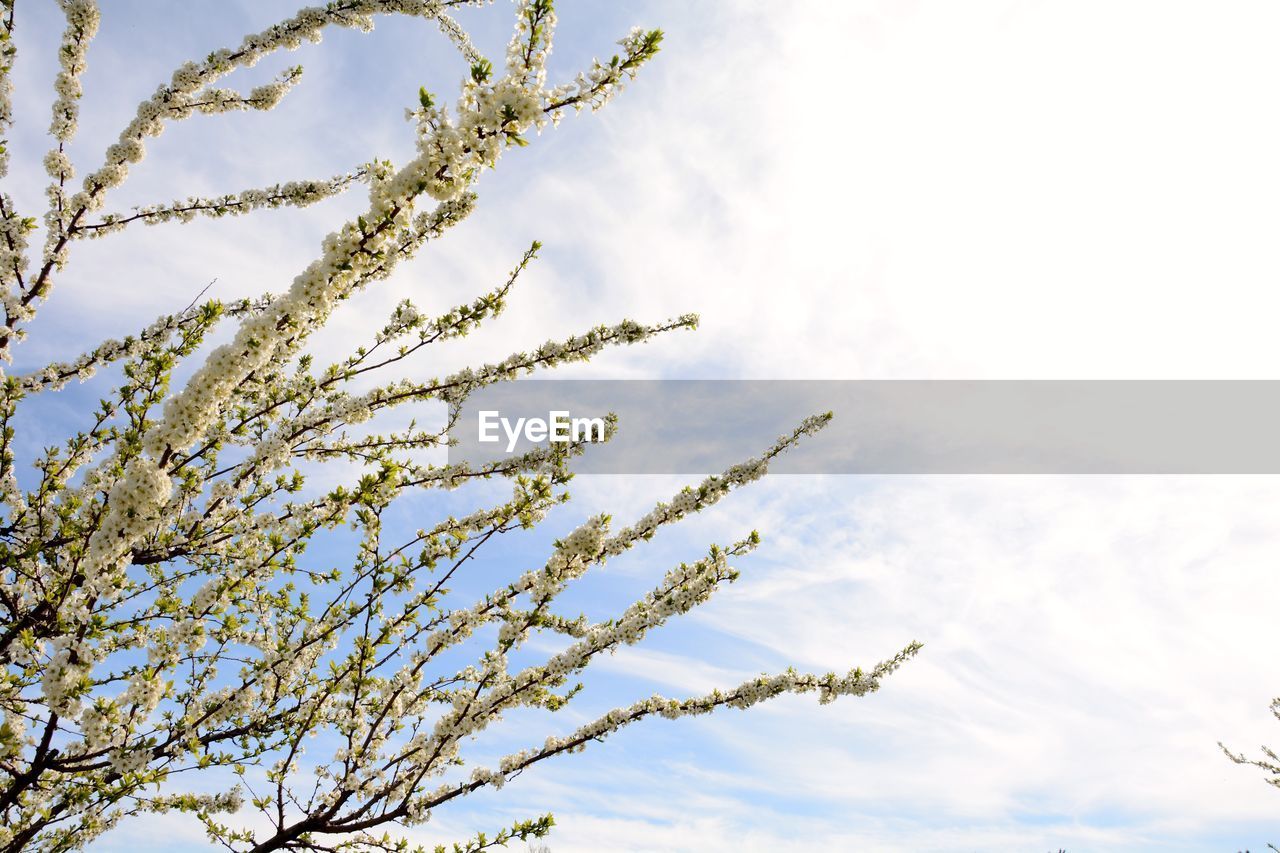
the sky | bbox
[6,1,1280,851]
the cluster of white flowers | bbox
[175,65,304,120]
[0,1,13,180]
[144,788,244,816]
[0,197,32,327]
[40,635,100,716]
[40,1,98,277]
[435,11,482,64]
[79,168,367,238]
[541,26,664,125]
[433,315,698,409]
[16,300,229,392]
[47,1,99,144]
[79,457,174,590]
[0,2,26,343]
[368,241,534,350]
[121,668,167,713]
[38,0,100,281]
[523,640,922,762]
[0,707,26,759]
[77,701,119,753]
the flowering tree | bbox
[1223,700,1280,793]
[0,2,919,851]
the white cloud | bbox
[596,475,1280,844]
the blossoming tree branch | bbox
[0,2,919,851]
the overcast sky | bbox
[8,1,1280,851]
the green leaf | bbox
[470,58,493,84]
